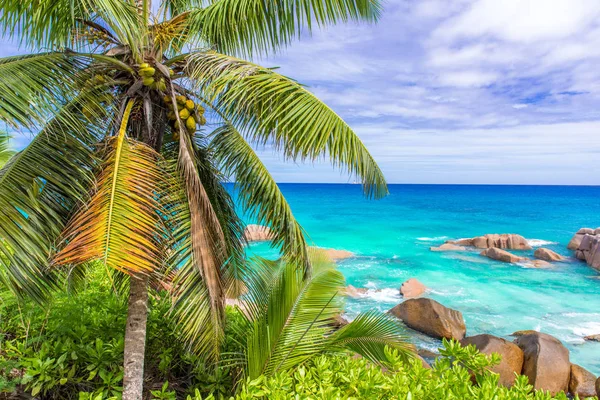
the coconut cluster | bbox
[138,63,168,91]
[75,27,112,47]
[164,95,206,139]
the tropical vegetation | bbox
[0,0,389,398]
[0,269,586,399]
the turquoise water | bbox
[237,184,600,374]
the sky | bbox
[2,0,600,185]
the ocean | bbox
[237,183,600,374]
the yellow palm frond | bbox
[53,101,165,275]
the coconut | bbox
[196,106,205,115]
[158,81,166,91]
[185,100,195,110]
[179,109,190,120]
[198,115,207,125]
[140,67,156,77]
[142,77,154,86]
[176,95,186,105]
[140,63,150,69]
[186,116,196,131]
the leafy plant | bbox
[231,249,414,381]
[234,342,581,400]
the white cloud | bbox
[434,0,600,43]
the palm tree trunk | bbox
[122,275,149,400]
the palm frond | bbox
[184,0,382,57]
[0,0,144,52]
[0,134,14,167]
[187,51,388,199]
[166,158,225,361]
[0,53,89,129]
[210,122,308,267]
[327,310,415,364]
[243,248,345,378]
[0,94,109,302]
[53,100,166,275]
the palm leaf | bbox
[53,100,165,275]
[0,0,144,52]
[210,122,308,267]
[243,248,345,378]
[0,134,14,167]
[326,310,414,364]
[186,51,388,199]
[0,53,90,129]
[183,0,382,57]
[0,94,108,302]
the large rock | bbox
[568,228,595,250]
[534,248,565,262]
[243,224,272,242]
[575,234,600,271]
[448,234,531,250]
[430,243,467,252]
[569,363,597,398]
[389,298,466,340]
[461,334,524,387]
[480,248,527,263]
[514,332,570,395]
[596,376,600,398]
[399,278,426,298]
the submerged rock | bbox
[345,285,368,298]
[389,298,466,340]
[430,243,467,252]
[323,248,355,260]
[530,260,552,268]
[534,248,564,262]
[569,363,597,398]
[243,224,272,242]
[584,334,600,342]
[461,334,524,387]
[448,234,531,250]
[514,332,570,395]
[480,248,527,263]
[399,278,426,298]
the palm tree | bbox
[0,1,387,399]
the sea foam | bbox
[527,239,557,247]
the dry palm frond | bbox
[53,100,166,275]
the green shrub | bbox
[0,267,245,399]
[234,340,594,400]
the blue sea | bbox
[238,184,600,374]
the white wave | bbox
[365,281,378,290]
[416,236,448,242]
[362,288,401,303]
[527,239,557,247]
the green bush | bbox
[234,340,594,400]
[0,267,244,399]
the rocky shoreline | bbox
[245,224,600,396]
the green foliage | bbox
[234,341,582,400]
[0,267,246,399]
[235,251,413,380]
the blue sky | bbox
[2,0,600,185]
